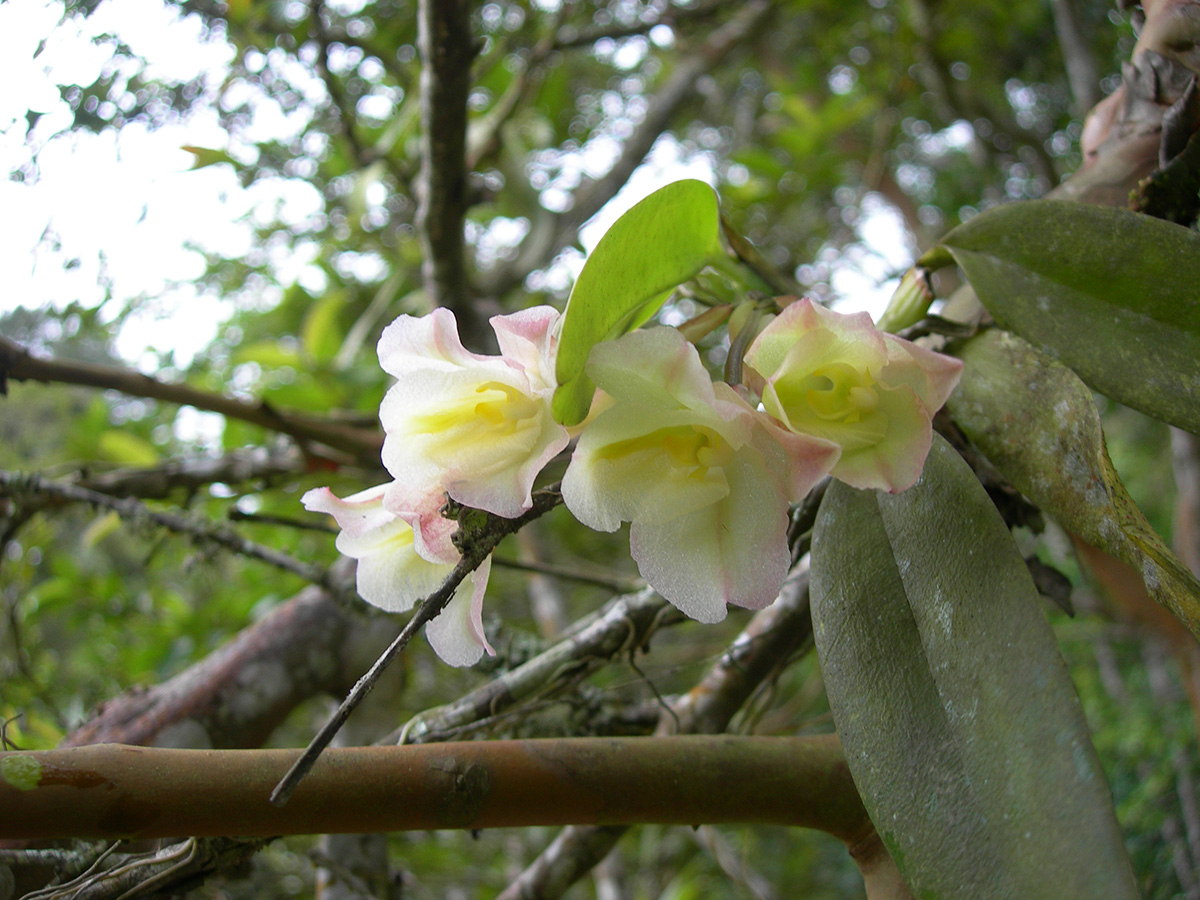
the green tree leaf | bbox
[552,180,724,426]
[939,200,1200,433]
[810,434,1138,899]
[97,430,159,466]
[947,327,1200,641]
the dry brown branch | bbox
[0,334,383,468]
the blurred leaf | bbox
[947,327,1200,640]
[939,200,1200,433]
[97,429,159,466]
[301,292,346,364]
[232,339,303,369]
[810,434,1139,899]
[552,180,725,426]
[80,511,123,550]
[180,145,238,170]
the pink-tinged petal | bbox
[880,334,964,410]
[302,485,394,539]
[747,410,840,503]
[629,454,792,622]
[490,306,560,387]
[303,485,457,612]
[377,308,489,378]
[380,363,569,519]
[425,556,495,666]
[587,327,720,412]
[746,298,886,379]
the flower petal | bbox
[629,452,792,622]
[425,556,495,666]
[490,306,560,389]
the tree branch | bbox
[1051,0,1102,115]
[393,587,676,745]
[0,736,865,841]
[0,470,355,602]
[0,334,383,468]
[416,0,489,350]
[56,565,374,751]
[498,568,820,900]
[75,444,306,500]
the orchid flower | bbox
[744,298,963,493]
[301,484,494,667]
[377,307,569,520]
[562,327,838,623]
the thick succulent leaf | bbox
[552,180,724,426]
[939,199,1200,434]
[947,327,1200,641]
[810,434,1138,900]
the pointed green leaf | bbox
[552,180,724,425]
[947,327,1200,641]
[811,435,1138,900]
[940,199,1200,433]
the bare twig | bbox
[0,334,383,467]
[78,444,306,500]
[551,0,727,50]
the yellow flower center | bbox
[598,425,734,479]
[779,362,879,425]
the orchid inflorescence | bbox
[305,292,961,666]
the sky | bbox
[0,0,909,371]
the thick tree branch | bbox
[0,334,384,468]
[498,569,824,900]
[0,737,865,841]
[57,566,369,750]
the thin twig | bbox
[270,485,563,805]
[490,555,643,592]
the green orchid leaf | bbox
[947,327,1200,641]
[552,180,724,426]
[811,434,1138,900]
[939,199,1200,434]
